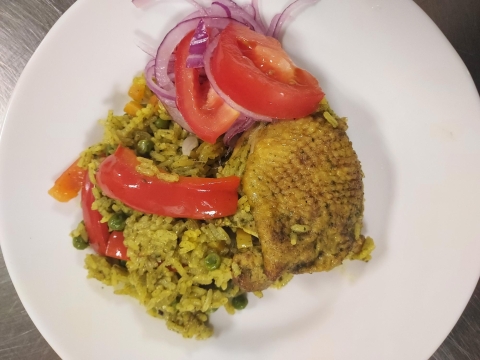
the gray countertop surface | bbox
[1,0,479,359]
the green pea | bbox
[133,131,151,143]
[108,213,127,231]
[154,118,170,129]
[72,236,89,250]
[136,139,154,156]
[231,294,248,310]
[204,253,221,271]
[105,144,117,155]
[221,280,233,292]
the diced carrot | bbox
[128,83,145,102]
[48,159,86,202]
[124,101,142,117]
[149,94,159,107]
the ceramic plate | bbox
[1,0,480,359]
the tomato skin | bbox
[210,23,324,119]
[48,160,86,202]
[175,31,240,144]
[96,146,240,219]
[105,231,128,260]
[81,172,109,255]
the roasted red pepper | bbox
[96,146,240,219]
[81,172,109,255]
[105,231,128,260]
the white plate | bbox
[1,0,480,359]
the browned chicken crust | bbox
[232,113,366,291]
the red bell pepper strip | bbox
[81,172,109,255]
[96,146,240,219]
[105,231,129,260]
[48,159,86,202]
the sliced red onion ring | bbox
[212,1,232,17]
[132,0,155,8]
[242,0,264,30]
[185,54,205,68]
[136,40,157,57]
[146,58,155,69]
[138,0,319,139]
[167,57,175,74]
[266,14,281,37]
[223,115,256,146]
[185,0,206,12]
[189,20,209,54]
[145,61,176,103]
[252,0,260,21]
[211,27,220,38]
[268,0,319,38]
[154,17,242,93]
[243,4,254,17]
[213,0,266,33]
[203,35,272,122]
[186,19,209,68]
[182,7,225,22]
[181,1,264,33]
[164,104,193,133]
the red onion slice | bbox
[145,65,176,103]
[212,1,232,17]
[186,19,209,68]
[132,0,155,8]
[213,0,266,33]
[223,115,256,146]
[242,0,265,30]
[137,0,320,139]
[252,0,260,21]
[164,104,193,133]
[266,14,281,37]
[268,0,319,38]
[167,55,175,74]
[185,0,206,11]
[136,40,157,57]
[182,7,225,22]
[243,4,255,17]
[145,60,176,105]
[181,1,265,33]
[189,20,209,54]
[185,54,204,69]
[154,17,241,94]
[203,35,272,122]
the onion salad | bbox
[133,0,319,145]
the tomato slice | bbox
[175,30,240,144]
[81,172,109,255]
[210,23,324,119]
[96,146,240,219]
[105,231,128,260]
[48,159,86,202]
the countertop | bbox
[0,0,479,359]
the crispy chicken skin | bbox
[232,113,366,291]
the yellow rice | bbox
[73,76,374,339]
